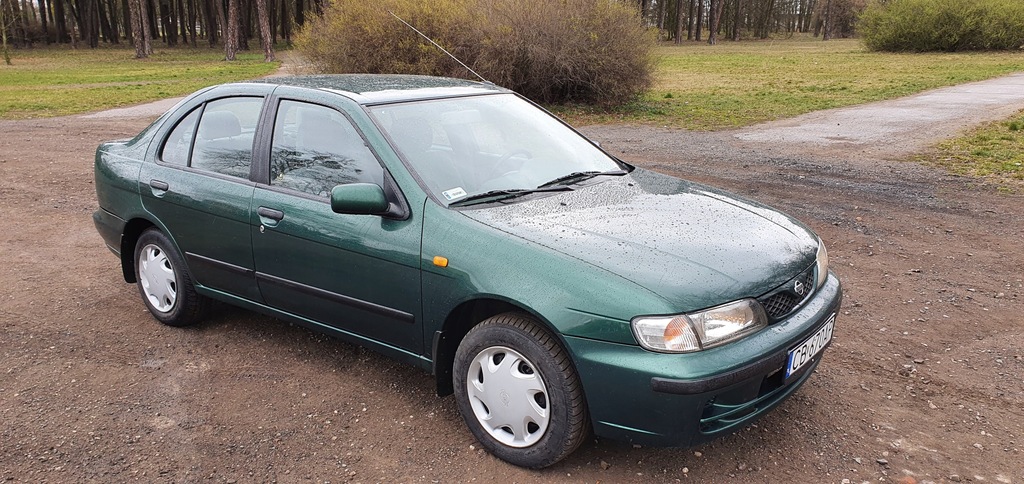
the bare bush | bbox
[859,0,1024,52]
[295,0,654,105]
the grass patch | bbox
[559,36,1024,130]
[0,46,279,118]
[918,110,1024,192]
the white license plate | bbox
[785,313,836,380]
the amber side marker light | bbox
[433,256,449,267]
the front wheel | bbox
[453,313,588,468]
[133,228,207,327]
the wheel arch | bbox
[119,217,158,283]
[431,297,569,397]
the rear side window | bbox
[190,97,263,179]
[269,100,384,197]
[160,108,200,165]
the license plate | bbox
[785,313,836,380]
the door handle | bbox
[257,206,284,221]
[149,179,169,191]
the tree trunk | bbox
[8,0,27,46]
[97,0,115,43]
[53,0,68,41]
[162,0,177,45]
[121,0,132,42]
[708,0,725,44]
[128,0,146,56]
[139,0,151,53]
[237,0,248,51]
[37,0,50,43]
[673,0,683,44]
[707,0,714,44]
[1,3,11,64]
[186,0,195,46]
[68,0,85,43]
[145,0,156,40]
[694,0,703,41]
[822,0,832,40]
[277,0,288,43]
[294,0,301,27]
[176,0,187,45]
[204,0,215,46]
[732,0,741,40]
[224,0,237,60]
[269,0,275,43]
[686,0,694,40]
[255,0,272,61]
[74,0,98,47]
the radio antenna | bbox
[388,11,489,83]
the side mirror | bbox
[330,183,390,216]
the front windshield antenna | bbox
[388,11,490,84]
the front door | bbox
[250,99,423,354]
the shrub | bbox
[295,0,654,105]
[859,0,1024,52]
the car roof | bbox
[247,74,507,104]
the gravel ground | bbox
[1,73,1022,483]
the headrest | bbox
[201,111,242,139]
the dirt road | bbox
[1,75,1022,483]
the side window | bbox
[190,97,263,178]
[270,100,384,198]
[160,107,201,165]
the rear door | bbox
[140,88,268,302]
[249,94,424,354]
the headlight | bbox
[815,238,829,289]
[631,299,768,353]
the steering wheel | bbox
[494,149,533,177]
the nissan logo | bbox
[794,280,807,296]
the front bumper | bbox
[565,272,842,447]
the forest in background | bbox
[0,0,864,60]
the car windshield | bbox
[369,93,623,206]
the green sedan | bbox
[93,75,842,468]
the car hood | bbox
[459,168,819,312]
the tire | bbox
[133,228,207,327]
[453,313,588,468]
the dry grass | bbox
[919,110,1024,192]
[0,46,278,119]
[559,37,1024,130]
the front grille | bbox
[761,292,799,318]
[757,266,816,321]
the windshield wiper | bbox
[447,185,573,207]
[536,169,628,189]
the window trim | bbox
[248,88,411,220]
[154,95,267,182]
[188,96,266,180]
[158,104,204,166]
[264,97,388,198]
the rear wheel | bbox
[453,313,588,468]
[134,228,206,327]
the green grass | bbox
[0,46,279,118]
[919,111,1024,192]
[558,36,1024,130]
